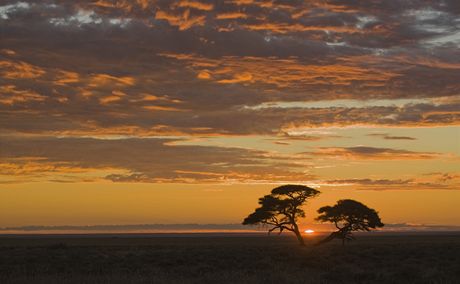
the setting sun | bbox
[304,229,315,234]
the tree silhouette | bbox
[316,199,384,246]
[242,184,320,246]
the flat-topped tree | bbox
[242,185,320,246]
[316,199,384,246]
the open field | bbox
[0,233,459,284]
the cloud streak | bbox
[0,0,458,186]
[309,146,443,160]
[0,136,313,183]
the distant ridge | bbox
[0,223,257,232]
[1,223,460,233]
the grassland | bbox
[0,233,459,284]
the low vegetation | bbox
[0,234,459,284]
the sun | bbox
[304,229,315,234]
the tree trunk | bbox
[292,224,305,246]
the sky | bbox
[0,0,459,231]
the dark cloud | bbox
[1,98,459,136]
[0,136,313,183]
[367,133,417,140]
[308,146,444,160]
[0,1,459,111]
[1,1,458,184]
[1,0,459,138]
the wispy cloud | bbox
[318,176,460,190]
[367,133,417,140]
[308,146,445,160]
[0,136,313,183]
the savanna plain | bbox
[0,233,459,284]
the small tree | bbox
[316,199,384,246]
[242,184,320,246]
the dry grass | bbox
[0,233,459,283]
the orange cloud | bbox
[0,60,45,79]
[216,12,247,20]
[92,0,152,11]
[217,72,253,84]
[0,85,45,105]
[227,0,275,8]
[175,0,214,11]
[142,106,185,111]
[242,23,362,34]
[155,9,206,30]
[54,70,80,85]
[99,90,126,104]
[160,53,400,88]
[197,70,211,79]
[89,74,135,87]
[0,161,100,175]
[99,95,122,104]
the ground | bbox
[0,233,459,283]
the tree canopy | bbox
[243,184,320,246]
[316,199,384,245]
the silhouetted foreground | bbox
[0,233,459,284]
[242,185,383,246]
[316,199,384,246]
[243,185,320,246]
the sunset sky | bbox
[1,0,459,231]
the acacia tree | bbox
[316,199,384,246]
[242,184,320,246]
